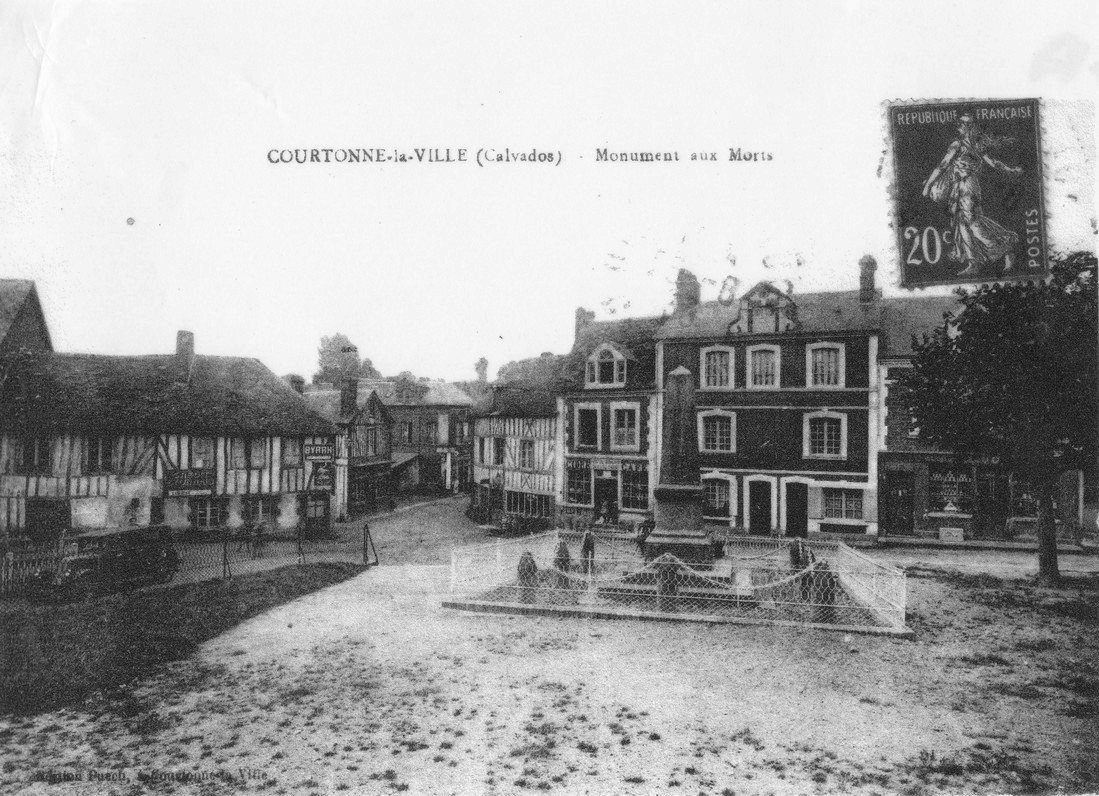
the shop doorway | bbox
[594,476,619,523]
[883,472,915,536]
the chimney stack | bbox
[574,307,595,344]
[176,330,195,372]
[859,255,877,303]
[674,269,701,314]
[340,378,359,418]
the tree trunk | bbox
[1035,481,1061,587]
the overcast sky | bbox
[1,0,1096,381]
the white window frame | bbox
[806,342,846,389]
[519,439,535,470]
[573,402,602,451]
[699,346,735,390]
[609,401,641,452]
[746,344,781,390]
[823,487,865,520]
[585,343,627,389]
[697,409,737,454]
[701,472,737,520]
[803,411,848,461]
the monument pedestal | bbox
[645,484,714,564]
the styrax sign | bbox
[889,99,1046,287]
[304,442,335,461]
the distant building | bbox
[0,331,336,541]
[471,384,558,523]
[877,296,1086,542]
[303,379,393,520]
[0,279,52,353]
[358,377,474,492]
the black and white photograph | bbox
[1,1,1097,794]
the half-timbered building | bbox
[471,384,558,522]
[0,331,336,541]
[303,379,393,520]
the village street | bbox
[1,497,1096,795]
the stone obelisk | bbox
[644,365,714,563]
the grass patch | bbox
[0,562,363,715]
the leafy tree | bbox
[313,333,363,385]
[900,252,1097,585]
[475,357,489,382]
[360,358,381,379]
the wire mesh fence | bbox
[447,531,910,635]
[1,524,375,600]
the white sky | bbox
[1,0,1096,381]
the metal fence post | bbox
[222,529,231,580]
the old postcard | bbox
[1,1,1097,794]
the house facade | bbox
[877,297,1085,542]
[0,332,336,542]
[655,264,883,538]
[471,385,558,522]
[556,312,663,526]
[303,380,393,521]
[359,377,474,493]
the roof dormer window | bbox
[585,344,627,388]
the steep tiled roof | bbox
[477,384,557,418]
[0,280,33,343]
[303,387,390,424]
[0,279,51,351]
[564,315,666,390]
[301,390,342,423]
[656,289,881,339]
[653,281,962,360]
[1,352,335,437]
[878,294,961,358]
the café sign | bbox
[165,469,216,497]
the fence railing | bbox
[449,531,909,633]
[1,524,378,599]
[1,548,63,595]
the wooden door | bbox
[748,482,771,534]
[883,472,915,536]
[785,482,808,537]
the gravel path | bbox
[1,501,1095,795]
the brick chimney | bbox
[574,307,595,344]
[176,330,195,373]
[340,378,359,417]
[674,269,701,314]
[859,255,877,303]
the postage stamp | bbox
[888,98,1046,288]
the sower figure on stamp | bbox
[922,113,1023,277]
